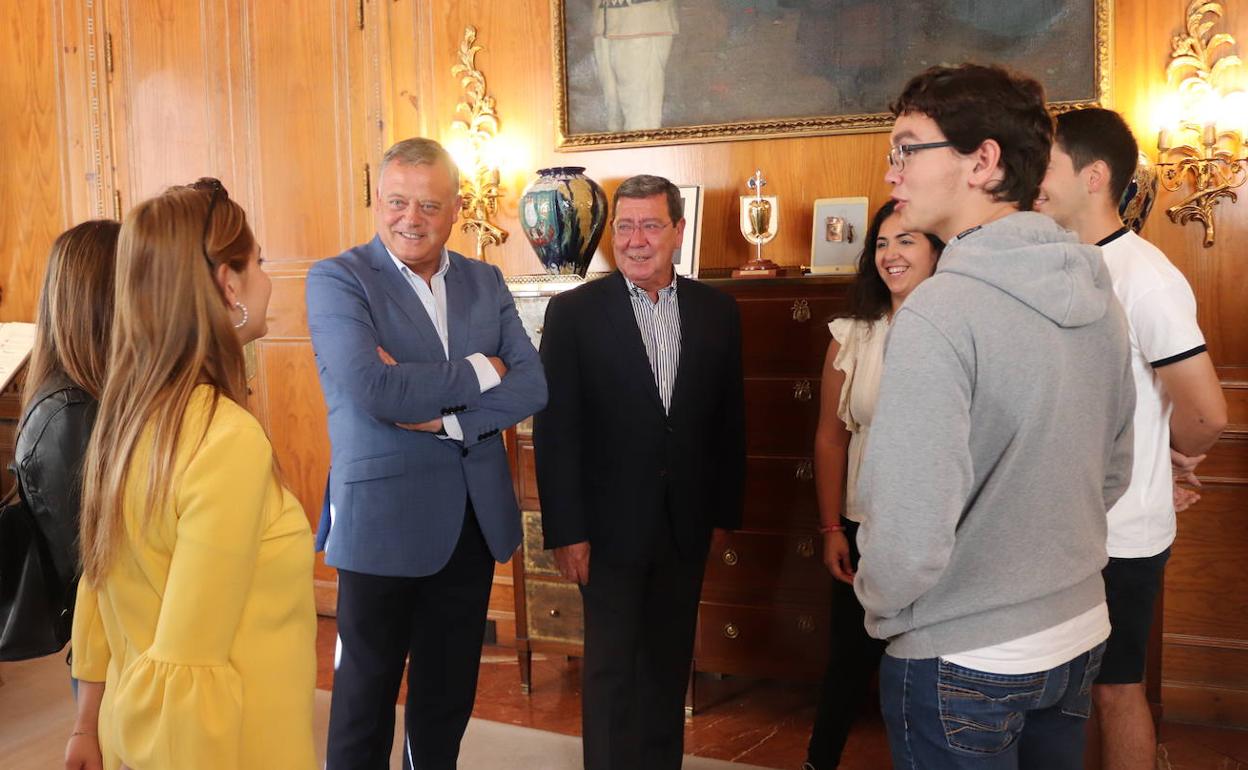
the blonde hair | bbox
[24,220,120,404]
[79,181,255,585]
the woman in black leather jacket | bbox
[13,219,118,683]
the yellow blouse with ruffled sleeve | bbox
[71,386,317,770]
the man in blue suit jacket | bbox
[307,138,546,770]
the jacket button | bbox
[658,469,668,478]
[462,448,469,458]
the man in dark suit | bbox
[306,138,546,770]
[533,174,746,770]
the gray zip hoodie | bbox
[854,211,1135,660]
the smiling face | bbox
[874,213,939,307]
[374,160,460,277]
[612,194,685,294]
[1034,144,1086,231]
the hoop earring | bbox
[233,301,249,329]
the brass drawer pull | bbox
[793,380,812,402]
[797,615,816,634]
[796,536,815,559]
[722,622,740,640]
[795,459,813,481]
[548,608,560,618]
[791,299,811,322]
[722,548,739,566]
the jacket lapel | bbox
[444,254,472,360]
[365,237,447,359]
[602,272,665,412]
[667,276,701,417]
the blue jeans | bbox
[880,642,1106,769]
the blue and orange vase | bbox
[519,167,607,277]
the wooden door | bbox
[100,0,388,612]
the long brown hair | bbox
[23,220,120,405]
[79,181,255,585]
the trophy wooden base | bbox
[732,259,802,279]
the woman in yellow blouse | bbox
[65,179,316,770]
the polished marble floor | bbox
[1,623,1245,768]
[315,617,1248,769]
[316,618,876,768]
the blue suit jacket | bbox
[306,237,547,577]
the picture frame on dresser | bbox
[809,197,869,275]
[552,0,1112,149]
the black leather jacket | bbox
[13,372,98,589]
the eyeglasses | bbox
[188,177,226,267]
[886,141,954,171]
[612,220,671,238]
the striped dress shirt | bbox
[623,272,682,413]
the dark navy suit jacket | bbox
[307,237,546,577]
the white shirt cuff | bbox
[467,353,502,393]
[440,415,464,441]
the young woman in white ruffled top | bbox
[804,199,944,770]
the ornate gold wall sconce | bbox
[448,26,507,260]
[1155,0,1248,246]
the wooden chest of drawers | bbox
[507,276,850,695]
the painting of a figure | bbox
[555,0,1109,148]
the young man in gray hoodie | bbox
[856,64,1136,768]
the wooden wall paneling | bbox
[384,0,427,143]
[102,0,241,209]
[244,0,367,260]
[362,0,396,184]
[0,2,68,321]
[1163,484,1248,641]
[50,0,117,226]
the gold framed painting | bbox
[553,0,1112,150]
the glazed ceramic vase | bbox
[519,167,608,277]
[1118,151,1159,234]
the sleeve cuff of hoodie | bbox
[467,353,501,393]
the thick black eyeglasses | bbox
[188,177,226,267]
[886,141,955,171]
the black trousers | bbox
[806,518,887,769]
[579,522,707,770]
[326,506,495,770]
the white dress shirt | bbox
[386,247,501,440]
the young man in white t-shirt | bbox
[1037,107,1228,769]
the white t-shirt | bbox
[1099,228,1206,558]
[943,603,1110,675]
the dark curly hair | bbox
[891,63,1054,211]
[845,199,945,321]
[1055,108,1140,202]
